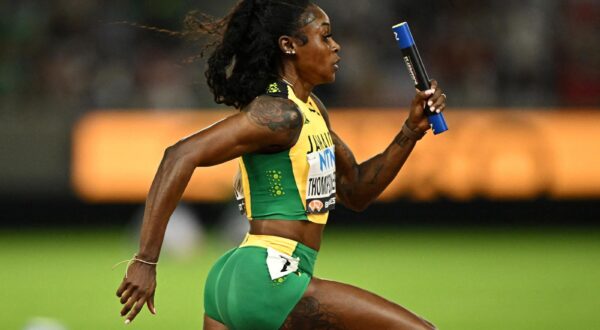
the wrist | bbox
[113,253,158,279]
[135,252,159,263]
[402,121,427,141]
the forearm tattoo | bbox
[393,131,412,147]
[334,127,416,209]
[281,297,346,330]
[248,100,302,132]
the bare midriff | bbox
[249,219,325,251]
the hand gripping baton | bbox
[393,22,448,134]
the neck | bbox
[281,76,313,102]
[280,65,313,102]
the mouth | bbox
[333,59,341,71]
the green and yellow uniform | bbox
[236,80,336,223]
[204,81,335,329]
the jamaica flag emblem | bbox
[265,81,288,98]
[267,82,281,94]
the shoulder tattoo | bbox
[247,98,302,132]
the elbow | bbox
[338,188,373,212]
[342,198,371,212]
[350,202,370,212]
[164,143,181,161]
[163,142,195,167]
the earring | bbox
[286,50,296,55]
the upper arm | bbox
[310,93,357,178]
[310,93,360,202]
[170,96,303,167]
[331,130,359,185]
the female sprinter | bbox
[116,1,446,329]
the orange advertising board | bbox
[72,109,600,202]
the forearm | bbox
[338,130,417,211]
[137,147,196,261]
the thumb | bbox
[413,87,435,103]
[147,293,156,315]
[411,88,435,118]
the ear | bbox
[278,36,296,55]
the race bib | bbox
[233,169,246,215]
[305,146,336,213]
[266,248,299,280]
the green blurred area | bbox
[1,228,599,330]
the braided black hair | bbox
[113,1,312,108]
[198,0,312,109]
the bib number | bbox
[266,248,299,280]
[305,146,336,213]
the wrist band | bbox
[112,254,158,278]
[402,122,426,141]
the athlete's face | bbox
[294,6,341,85]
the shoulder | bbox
[310,92,331,127]
[244,95,303,133]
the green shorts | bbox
[204,234,318,330]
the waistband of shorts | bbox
[239,233,318,276]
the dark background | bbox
[1,0,599,228]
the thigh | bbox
[281,277,436,330]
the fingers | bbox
[413,87,435,102]
[427,89,446,113]
[414,79,439,104]
[431,100,446,114]
[120,289,139,315]
[116,280,129,297]
[427,91,446,114]
[429,79,438,90]
[423,79,446,114]
[120,287,156,323]
[125,296,147,324]
[120,286,134,304]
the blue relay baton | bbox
[393,22,448,134]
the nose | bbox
[331,38,341,52]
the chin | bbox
[325,73,336,84]
[313,72,336,86]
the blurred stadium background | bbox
[1,0,599,329]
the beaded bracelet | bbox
[113,254,158,278]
